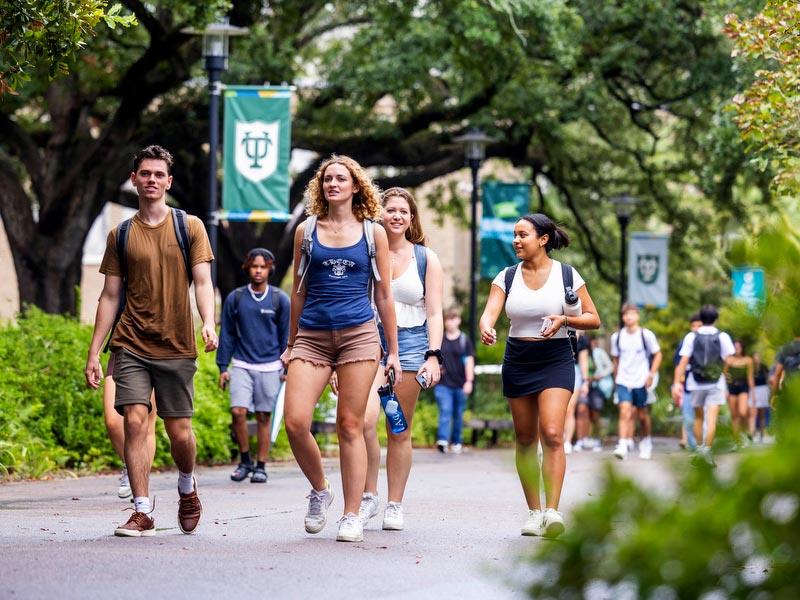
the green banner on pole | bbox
[480,182,531,278]
[223,86,292,219]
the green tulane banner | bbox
[480,182,530,278]
[732,266,766,311]
[222,86,292,221]
[628,232,669,308]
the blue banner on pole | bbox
[480,182,531,279]
[732,267,766,310]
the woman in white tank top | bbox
[479,213,601,539]
[359,187,443,531]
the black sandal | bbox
[230,462,253,482]
[250,467,268,483]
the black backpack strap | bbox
[560,262,578,360]
[233,286,247,339]
[504,263,519,295]
[171,208,193,283]
[561,261,574,291]
[103,218,132,353]
[414,244,428,296]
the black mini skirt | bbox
[502,337,575,398]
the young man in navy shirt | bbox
[218,248,290,483]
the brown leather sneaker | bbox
[178,477,202,534]
[114,511,155,537]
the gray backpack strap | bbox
[296,215,317,292]
[363,218,381,300]
[171,208,193,283]
[414,244,427,296]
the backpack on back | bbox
[780,344,800,375]
[690,332,723,383]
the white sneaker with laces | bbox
[358,492,379,525]
[573,439,584,452]
[590,437,603,452]
[450,443,463,454]
[436,440,448,453]
[521,509,545,536]
[639,437,653,460]
[304,480,333,534]
[118,468,132,499]
[613,441,627,460]
[382,502,404,530]
[542,508,565,538]
[336,512,364,542]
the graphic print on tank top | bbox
[323,258,356,279]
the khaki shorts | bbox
[113,347,197,418]
[290,320,381,368]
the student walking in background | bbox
[574,334,609,452]
[675,313,702,450]
[750,352,771,442]
[433,308,475,454]
[281,155,400,543]
[84,145,216,537]
[725,340,754,445]
[359,187,443,532]
[611,304,662,461]
[564,333,590,454]
[479,213,600,538]
[217,248,290,484]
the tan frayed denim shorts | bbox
[290,320,381,368]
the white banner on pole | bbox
[628,232,669,308]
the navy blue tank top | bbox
[299,229,374,330]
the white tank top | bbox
[392,256,427,328]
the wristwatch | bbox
[424,349,443,364]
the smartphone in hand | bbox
[540,318,553,335]
[415,372,428,389]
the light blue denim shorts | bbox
[378,322,429,372]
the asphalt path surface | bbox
[1,440,680,600]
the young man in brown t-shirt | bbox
[84,145,218,537]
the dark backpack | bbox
[232,285,283,338]
[690,332,723,383]
[503,261,578,360]
[103,208,193,352]
[781,346,800,374]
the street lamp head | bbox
[610,194,640,219]
[182,17,249,70]
[454,127,495,162]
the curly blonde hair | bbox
[382,187,426,245]
[304,155,382,221]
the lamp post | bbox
[183,18,249,286]
[455,128,494,347]
[610,194,640,322]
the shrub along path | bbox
[0,442,680,599]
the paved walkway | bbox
[0,440,681,599]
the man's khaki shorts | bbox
[112,347,197,418]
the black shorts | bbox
[579,386,605,412]
[728,382,749,395]
[502,337,575,398]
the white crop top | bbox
[391,254,427,328]
[491,260,585,339]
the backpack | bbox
[296,215,381,295]
[413,243,428,296]
[232,285,283,339]
[103,208,193,352]
[690,332,723,383]
[503,261,578,360]
[780,344,800,374]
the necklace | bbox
[248,284,268,302]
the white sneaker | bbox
[613,441,627,460]
[436,440,448,453]
[590,438,603,452]
[573,439,585,452]
[542,508,565,538]
[304,480,333,534]
[382,502,404,530]
[450,443,463,454]
[564,441,573,455]
[336,512,364,542]
[358,492,379,525]
[639,437,653,460]
[118,468,132,499]
[521,509,545,536]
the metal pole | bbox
[468,158,480,347]
[206,57,224,287]
[618,214,629,325]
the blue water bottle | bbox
[378,370,408,434]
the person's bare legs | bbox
[123,403,152,499]
[694,405,704,447]
[538,388,572,509]
[163,417,196,474]
[507,395,542,510]
[335,359,379,515]
[637,407,652,437]
[575,403,590,441]
[105,377,157,464]
[255,412,272,462]
[284,360,333,492]
[736,393,749,438]
[231,406,251,458]
[386,373,421,503]
[564,387,578,447]
[727,394,740,437]
[704,404,721,446]
[362,369,385,495]
[619,402,634,440]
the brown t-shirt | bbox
[100,211,214,359]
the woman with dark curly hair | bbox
[281,155,401,543]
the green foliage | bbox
[0,0,137,94]
[521,220,800,598]
[0,308,249,480]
